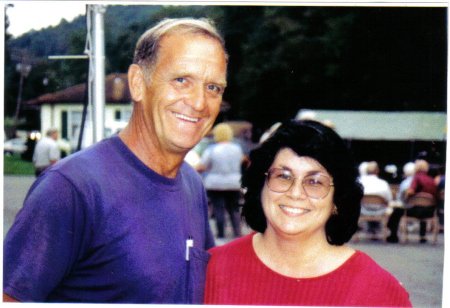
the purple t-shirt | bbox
[3,135,215,303]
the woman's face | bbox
[261,148,335,239]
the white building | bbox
[24,73,133,151]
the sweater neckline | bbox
[248,232,360,281]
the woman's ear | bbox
[128,64,145,103]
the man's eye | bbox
[207,84,223,94]
[175,77,186,83]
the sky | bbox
[6,1,87,38]
[5,0,442,38]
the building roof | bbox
[296,109,447,141]
[24,73,132,106]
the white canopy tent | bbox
[295,109,447,141]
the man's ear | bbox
[128,64,146,103]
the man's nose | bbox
[186,85,207,111]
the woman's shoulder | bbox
[346,250,398,280]
[351,251,393,272]
[342,250,412,306]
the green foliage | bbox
[4,4,447,140]
[3,154,35,175]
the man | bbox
[3,18,228,303]
[387,159,438,243]
[359,161,393,234]
[32,128,60,176]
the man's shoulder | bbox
[50,136,123,174]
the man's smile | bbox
[174,112,200,123]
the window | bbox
[61,111,68,139]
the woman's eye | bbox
[307,178,323,186]
[278,173,292,181]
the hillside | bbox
[7,5,163,61]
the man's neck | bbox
[118,124,186,178]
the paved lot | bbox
[3,175,446,307]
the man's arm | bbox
[3,293,20,302]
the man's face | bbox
[141,33,227,155]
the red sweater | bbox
[204,233,412,307]
[410,172,438,198]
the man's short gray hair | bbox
[403,162,415,177]
[46,128,58,137]
[133,18,228,80]
[366,161,379,175]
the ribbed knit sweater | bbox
[204,233,412,307]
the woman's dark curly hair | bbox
[241,120,363,245]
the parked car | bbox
[4,138,28,155]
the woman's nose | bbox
[285,179,308,199]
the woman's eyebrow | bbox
[272,165,293,172]
[273,166,329,177]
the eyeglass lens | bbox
[266,168,333,199]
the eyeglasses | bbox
[265,168,334,199]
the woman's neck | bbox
[253,230,354,278]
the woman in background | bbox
[197,123,246,239]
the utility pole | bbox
[90,4,106,143]
[11,63,32,137]
[49,4,106,148]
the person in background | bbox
[204,120,411,307]
[397,162,416,203]
[436,166,445,228]
[32,128,60,177]
[4,17,228,303]
[358,161,369,180]
[359,161,393,234]
[387,159,439,243]
[197,123,247,240]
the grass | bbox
[3,154,35,175]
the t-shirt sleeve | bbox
[203,193,215,251]
[3,171,86,302]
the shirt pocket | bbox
[188,247,211,304]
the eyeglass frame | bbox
[264,167,335,199]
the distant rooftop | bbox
[24,73,131,106]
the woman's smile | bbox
[279,204,311,216]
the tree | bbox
[4,4,447,138]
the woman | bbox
[197,123,246,239]
[204,120,412,307]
